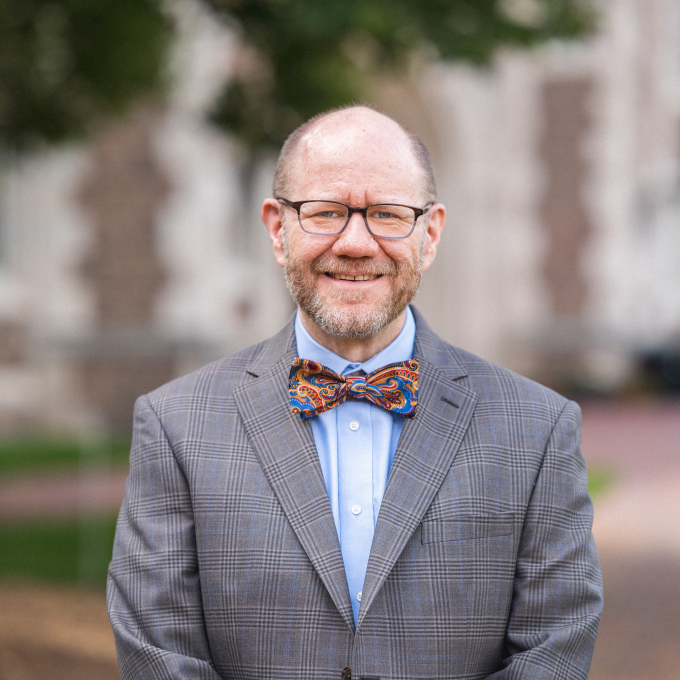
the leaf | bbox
[201,0,596,151]
[0,0,173,149]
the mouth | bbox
[325,273,383,281]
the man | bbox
[108,106,603,680]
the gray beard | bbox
[283,230,424,339]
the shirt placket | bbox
[337,370,375,624]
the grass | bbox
[588,466,615,498]
[0,515,119,587]
[0,436,131,477]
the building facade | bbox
[0,0,678,434]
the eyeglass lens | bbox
[298,201,417,237]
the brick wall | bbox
[75,105,177,432]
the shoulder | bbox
[454,345,570,416]
[431,339,582,458]
[413,307,573,424]
[141,320,294,418]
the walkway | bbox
[581,400,680,680]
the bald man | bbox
[108,107,603,680]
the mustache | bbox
[310,255,398,278]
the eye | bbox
[300,203,347,221]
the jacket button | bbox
[341,667,352,680]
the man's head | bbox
[272,107,438,204]
[262,106,445,355]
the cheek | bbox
[383,242,422,270]
[286,243,324,267]
[286,228,335,260]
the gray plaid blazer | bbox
[108,309,602,680]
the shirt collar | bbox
[294,306,416,376]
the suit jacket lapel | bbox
[357,310,478,629]
[234,320,355,632]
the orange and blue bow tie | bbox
[289,358,419,420]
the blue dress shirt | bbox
[294,307,416,624]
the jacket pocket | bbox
[421,512,515,544]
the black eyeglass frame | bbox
[277,197,432,240]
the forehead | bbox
[286,112,425,202]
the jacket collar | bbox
[243,306,469,380]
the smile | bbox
[326,273,383,281]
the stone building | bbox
[0,0,678,434]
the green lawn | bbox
[0,436,131,476]
[0,515,119,587]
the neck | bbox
[298,308,407,363]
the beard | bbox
[283,230,424,338]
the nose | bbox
[331,211,380,258]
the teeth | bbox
[331,274,379,281]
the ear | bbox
[421,203,445,271]
[262,198,286,267]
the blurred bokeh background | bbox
[0,0,678,677]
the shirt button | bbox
[356,591,362,602]
[349,421,360,431]
[351,505,361,515]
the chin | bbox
[311,306,397,339]
[300,291,410,339]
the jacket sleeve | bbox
[486,400,604,680]
[107,394,222,680]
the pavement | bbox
[579,400,680,680]
[0,470,128,520]
[582,400,680,559]
[0,582,119,680]
[0,399,678,679]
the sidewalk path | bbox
[581,399,680,476]
[580,400,680,680]
[581,400,680,557]
[0,469,128,520]
[0,582,119,680]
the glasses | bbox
[277,198,431,240]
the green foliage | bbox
[0,0,173,149]
[0,436,131,477]
[203,0,596,150]
[0,515,118,586]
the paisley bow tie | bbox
[289,358,419,420]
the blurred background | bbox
[0,0,678,677]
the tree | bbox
[0,0,173,150]
[201,0,595,153]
